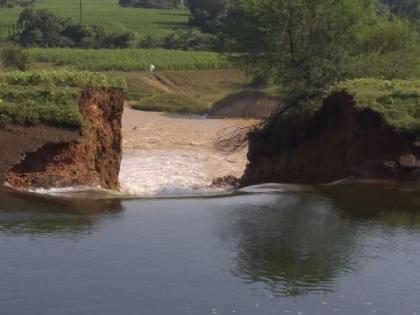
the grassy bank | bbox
[116,69,249,113]
[333,78,420,133]
[265,79,420,149]
[0,0,189,40]
[0,70,125,129]
[30,48,229,71]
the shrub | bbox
[132,94,207,113]
[119,0,182,9]
[163,29,215,51]
[1,46,32,71]
[17,8,136,48]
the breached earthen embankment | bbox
[1,87,124,190]
[241,91,420,186]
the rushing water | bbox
[1,182,420,315]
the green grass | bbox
[30,48,230,71]
[110,69,247,102]
[333,78,420,133]
[0,69,125,128]
[116,69,249,113]
[132,94,206,114]
[0,0,189,40]
[261,78,420,152]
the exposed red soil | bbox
[241,92,420,186]
[3,87,124,191]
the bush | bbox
[163,29,215,51]
[17,8,136,48]
[132,94,207,113]
[1,46,31,71]
[119,0,182,9]
[186,0,226,33]
[0,0,35,8]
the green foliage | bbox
[220,0,377,99]
[262,78,420,153]
[0,87,82,128]
[333,78,420,132]
[186,0,226,33]
[0,69,126,88]
[0,70,125,128]
[1,45,32,70]
[379,0,420,23]
[0,0,189,41]
[17,8,136,48]
[132,93,206,113]
[0,0,35,7]
[30,48,230,71]
[163,29,215,50]
[119,0,182,9]
[357,16,412,54]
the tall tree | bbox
[219,0,377,102]
[186,0,226,33]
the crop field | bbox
[0,0,189,40]
[30,48,231,71]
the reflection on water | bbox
[318,181,420,226]
[1,183,420,314]
[0,188,123,237]
[224,193,359,296]
[224,182,420,298]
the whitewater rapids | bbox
[118,107,258,197]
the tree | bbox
[219,0,379,104]
[0,0,35,7]
[1,46,32,71]
[16,9,135,48]
[186,0,226,33]
[18,8,71,47]
[379,0,420,22]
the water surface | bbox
[1,183,420,315]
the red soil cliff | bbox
[241,92,420,186]
[1,87,124,190]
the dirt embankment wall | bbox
[241,92,420,186]
[1,87,124,190]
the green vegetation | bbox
[1,45,31,70]
[132,94,206,113]
[29,48,229,71]
[259,78,420,155]
[0,0,35,7]
[113,69,247,102]
[0,0,189,41]
[16,8,135,48]
[119,0,182,9]
[0,70,125,128]
[334,78,420,132]
[186,0,226,33]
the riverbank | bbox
[242,79,420,186]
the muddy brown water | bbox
[119,108,258,196]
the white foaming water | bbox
[119,149,227,197]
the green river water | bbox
[1,182,420,315]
